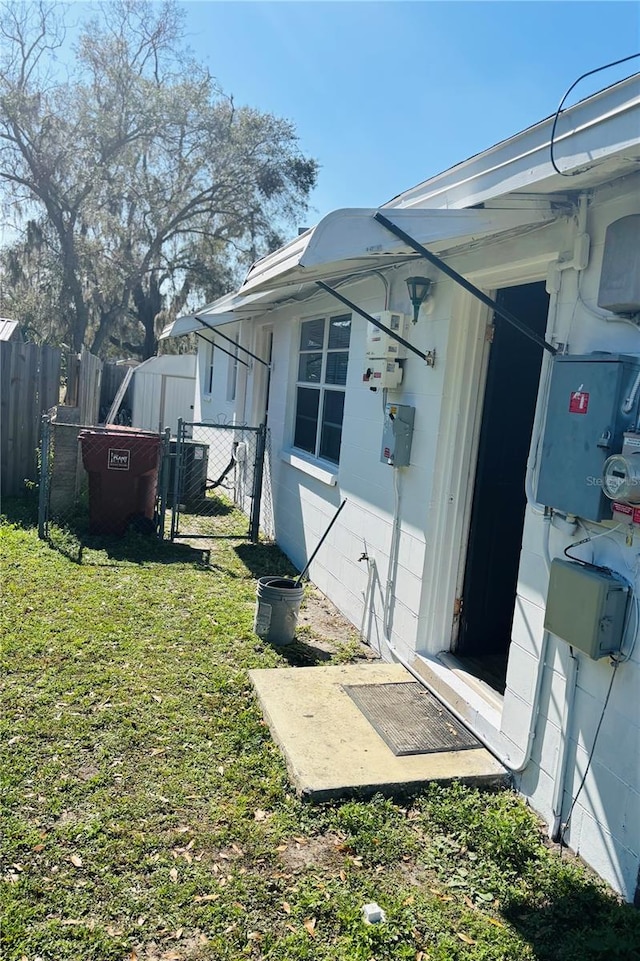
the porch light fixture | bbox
[406,276,432,322]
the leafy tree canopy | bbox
[0,1,318,357]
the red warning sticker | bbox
[569,391,589,414]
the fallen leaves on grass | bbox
[69,854,83,868]
[169,867,178,883]
[457,932,477,945]
[303,917,317,936]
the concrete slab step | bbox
[249,662,508,801]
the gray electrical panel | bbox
[598,215,640,315]
[381,403,415,466]
[544,558,629,659]
[536,353,640,521]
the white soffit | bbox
[240,206,557,295]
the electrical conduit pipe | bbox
[371,475,553,773]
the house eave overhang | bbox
[385,73,640,212]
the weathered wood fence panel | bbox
[0,342,61,498]
[77,347,103,427]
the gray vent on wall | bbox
[598,215,640,315]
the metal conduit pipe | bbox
[373,453,555,775]
[550,647,579,839]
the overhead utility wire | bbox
[550,54,640,176]
[373,212,557,355]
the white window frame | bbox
[226,334,239,403]
[292,312,351,466]
[204,339,215,395]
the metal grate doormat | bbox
[344,682,482,756]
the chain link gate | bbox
[168,419,268,542]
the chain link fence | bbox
[37,414,272,549]
[169,420,272,542]
[38,417,167,543]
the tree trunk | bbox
[132,277,161,360]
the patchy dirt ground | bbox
[291,583,379,665]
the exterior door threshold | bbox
[411,654,503,745]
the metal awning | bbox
[162,204,558,343]
[239,205,557,295]
[159,287,295,340]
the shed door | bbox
[161,376,196,435]
[454,282,549,691]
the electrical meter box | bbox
[598,215,640,314]
[366,312,409,360]
[536,353,640,521]
[364,358,403,390]
[544,558,629,659]
[381,403,414,466]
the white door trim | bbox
[418,267,551,659]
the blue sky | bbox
[180,1,639,222]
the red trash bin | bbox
[79,426,162,535]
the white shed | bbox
[131,354,196,436]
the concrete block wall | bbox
[190,173,640,899]
[246,269,449,658]
[507,175,640,900]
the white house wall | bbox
[191,176,639,899]
[246,270,455,662]
[501,175,640,901]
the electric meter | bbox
[602,452,640,504]
[366,312,409,360]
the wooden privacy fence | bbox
[65,347,103,427]
[0,341,61,498]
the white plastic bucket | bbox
[254,576,304,646]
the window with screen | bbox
[293,313,351,464]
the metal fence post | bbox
[158,427,171,540]
[37,414,51,540]
[170,419,183,541]
[249,423,267,543]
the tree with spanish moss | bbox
[0,1,317,358]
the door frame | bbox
[418,261,552,661]
[454,281,550,667]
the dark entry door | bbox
[455,282,549,690]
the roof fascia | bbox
[385,74,640,211]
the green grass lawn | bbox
[2,513,639,961]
